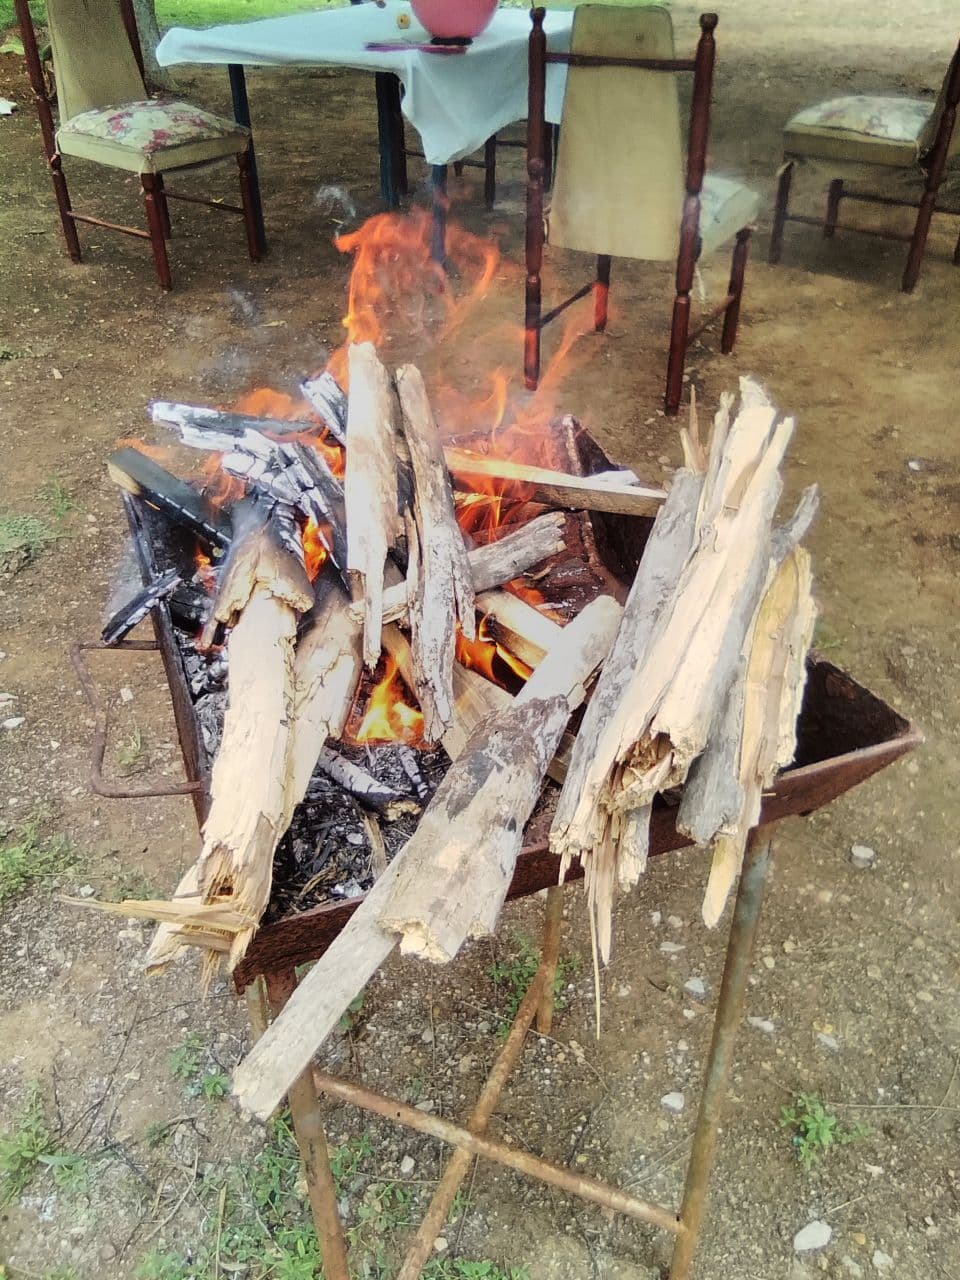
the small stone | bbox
[477,1021,491,1035]
[661,1091,685,1115]
[917,990,934,1003]
[793,1220,832,1253]
[867,964,883,980]
[651,910,662,925]
[865,1164,883,1178]
[457,1054,475,1075]
[817,1032,840,1052]
[433,1238,448,1254]
[415,1100,435,1113]
[850,844,877,869]
[399,1155,415,1176]
[0,692,16,709]
[660,941,685,955]
[763,955,776,970]
[817,889,833,905]
[667,914,683,928]
[682,1008,696,1020]
[421,1028,434,1043]
[77,884,96,898]
[872,1250,894,1273]
[683,977,707,1000]
[841,1258,864,1279]
[346,832,365,846]
[2,717,25,730]
[748,1016,775,1034]
[783,938,797,954]
[119,686,134,703]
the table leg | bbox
[431,164,447,266]
[375,71,402,210]
[228,63,267,254]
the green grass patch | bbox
[0,812,78,907]
[0,1084,90,1205]
[1,0,343,36]
[0,510,56,575]
[781,1092,872,1170]
[489,933,579,1036]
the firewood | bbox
[396,365,476,742]
[150,401,331,445]
[475,588,564,668]
[314,747,420,821]
[444,449,666,518]
[101,569,181,646]
[231,596,622,1123]
[107,447,232,549]
[376,596,623,964]
[369,512,566,626]
[344,343,403,667]
[300,371,349,445]
[550,381,808,962]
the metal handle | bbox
[71,640,207,800]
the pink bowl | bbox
[410,0,498,41]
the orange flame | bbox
[346,656,425,746]
[456,616,532,689]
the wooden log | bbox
[150,401,329,445]
[396,365,476,742]
[231,597,622,1122]
[344,343,402,667]
[107,447,232,550]
[444,448,666,518]
[101,569,181,646]
[475,588,564,668]
[313,747,420,821]
[376,596,623,964]
[367,513,566,627]
[300,372,349,445]
[700,545,816,927]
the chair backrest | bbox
[540,5,714,262]
[45,0,146,122]
[918,33,960,165]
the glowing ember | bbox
[456,616,532,688]
[349,656,425,746]
[301,520,329,582]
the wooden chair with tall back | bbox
[769,35,960,292]
[524,5,759,416]
[14,0,265,290]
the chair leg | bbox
[453,160,464,177]
[237,150,263,262]
[141,173,172,290]
[902,188,937,292]
[954,222,960,267]
[720,228,751,355]
[769,160,794,264]
[49,152,82,262]
[665,197,699,416]
[155,173,172,239]
[594,254,611,332]
[484,135,497,210]
[823,178,843,238]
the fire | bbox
[348,656,425,746]
[456,616,532,689]
[301,520,329,582]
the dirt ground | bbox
[1,1,959,1277]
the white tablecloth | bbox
[157,3,572,166]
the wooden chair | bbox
[770,35,960,292]
[15,0,265,291]
[524,5,759,416]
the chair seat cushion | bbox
[58,98,249,174]
[699,174,760,256]
[783,95,934,168]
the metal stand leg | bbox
[375,71,403,210]
[265,970,351,1280]
[228,64,267,254]
[431,164,447,265]
[668,831,773,1280]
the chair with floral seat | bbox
[14,0,265,290]
[769,34,960,292]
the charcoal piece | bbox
[101,568,181,646]
[300,372,348,445]
[168,580,213,633]
[108,448,232,551]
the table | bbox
[157,2,573,250]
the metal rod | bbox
[396,967,548,1280]
[228,63,267,253]
[266,971,351,1280]
[668,830,774,1280]
[313,1069,681,1235]
[536,883,564,1034]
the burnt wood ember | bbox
[151,401,334,445]
[108,447,232,550]
[102,568,181,646]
